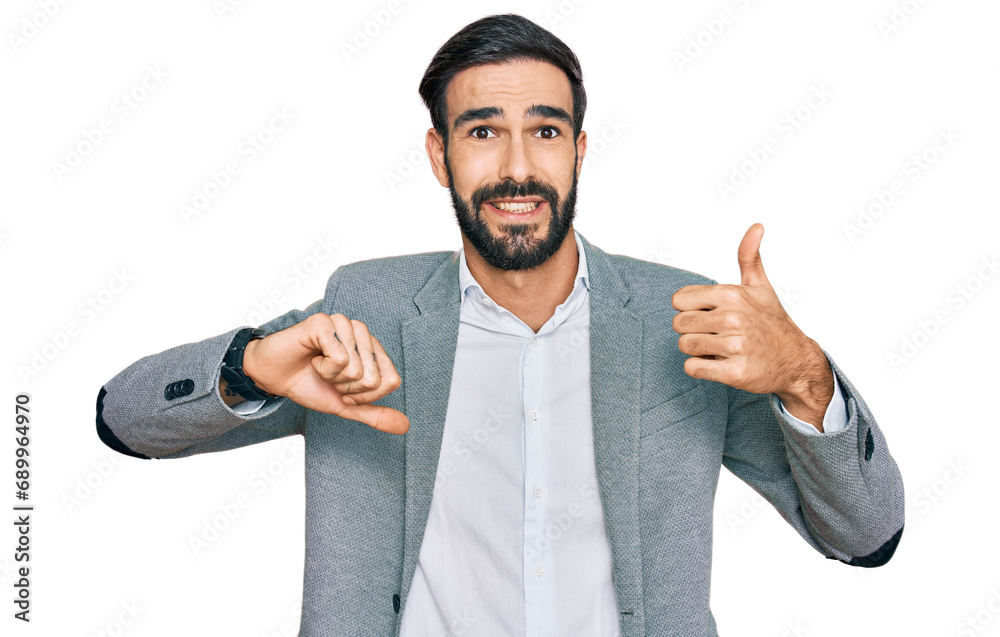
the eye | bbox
[471,126,496,140]
[536,126,560,140]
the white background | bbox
[1,0,998,635]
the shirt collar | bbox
[458,229,590,307]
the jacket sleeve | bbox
[721,350,905,567]
[95,267,343,460]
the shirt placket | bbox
[521,329,549,636]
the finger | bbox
[671,284,737,312]
[332,320,381,394]
[672,309,745,335]
[683,357,727,383]
[325,313,363,382]
[340,336,401,405]
[309,315,351,381]
[678,333,745,358]
[737,223,770,287]
[335,403,410,435]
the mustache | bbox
[471,179,559,213]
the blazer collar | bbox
[411,230,631,314]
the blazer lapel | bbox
[580,234,645,618]
[397,251,462,611]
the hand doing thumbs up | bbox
[670,223,834,428]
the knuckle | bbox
[677,334,690,353]
[724,311,743,330]
[732,359,748,381]
[727,336,743,355]
[332,348,350,366]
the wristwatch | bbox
[220,328,274,401]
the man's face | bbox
[428,59,587,271]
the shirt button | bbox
[529,409,539,421]
[531,338,540,347]
[533,487,543,498]
[535,565,544,577]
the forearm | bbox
[772,352,904,564]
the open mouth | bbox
[485,198,546,216]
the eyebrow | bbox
[452,104,573,131]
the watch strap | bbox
[221,328,273,401]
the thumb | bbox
[737,223,770,287]
[338,403,410,435]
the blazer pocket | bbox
[640,384,710,438]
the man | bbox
[96,14,904,637]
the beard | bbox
[445,156,578,271]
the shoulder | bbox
[591,244,715,315]
[321,249,456,307]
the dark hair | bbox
[418,14,587,145]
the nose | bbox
[497,135,536,184]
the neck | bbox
[462,228,579,333]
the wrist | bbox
[243,338,263,389]
[220,328,276,401]
[776,340,833,428]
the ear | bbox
[426,128,450,188]
[574,129,588,178]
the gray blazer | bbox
[97,233,904,636]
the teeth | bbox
[493,201,538,213]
